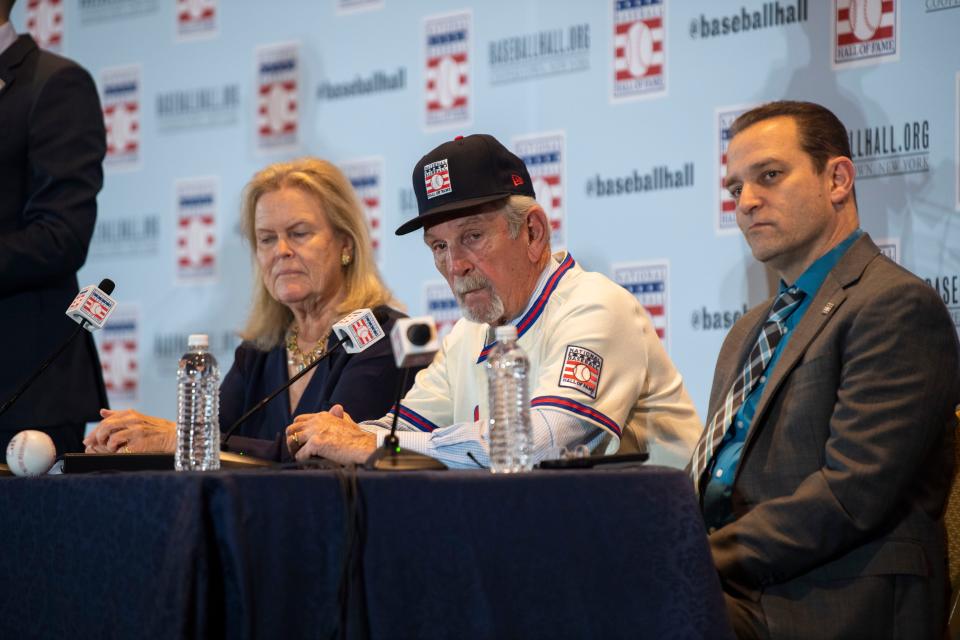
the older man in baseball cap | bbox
[286,134,701,469]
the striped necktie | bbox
[687,287,805,494]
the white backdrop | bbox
[14,0,960,421]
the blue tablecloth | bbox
[0,466,732,639]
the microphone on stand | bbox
[65,279,118,330]
[0,279,116,418]
[365,316,446,471]
[221,308,389,451]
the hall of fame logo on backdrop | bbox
[340,158,385,266]
[26,0,63,52]
[336,0,383,14]
[956,72,960,211]
[97,305,139,404]
[833,0,898,68]
[101,65,141,170]
[716,105,754,234]
[424,11,471,130]
[256,42,300,152]
[612,0,666,102]
[512,131,566,249]
[89,213,160,257]
[488,23,590,84]
[847,118,929,179]
[875,237,900,264]
[925,272,960,333]
[613,261,669,348]
[423,281,462,339]
[176,0,217,40]
[175,177,218,283]
[79,0,157,24]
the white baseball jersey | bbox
[365,253,701,469]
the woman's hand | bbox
[285,404,375,464]
[83,408,176,453]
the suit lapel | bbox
[749,276,847,431]
[0,35,38,99]
[742,234,881,452]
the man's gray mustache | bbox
[452,274,490,296]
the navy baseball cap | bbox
[395,134,536,235]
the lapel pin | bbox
[821,302,835,315]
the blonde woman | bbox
[85,158,412,461]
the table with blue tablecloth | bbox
[0,466,732,639]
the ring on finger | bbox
[292,431,300,447]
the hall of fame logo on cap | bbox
[341,157,385,266]
[424,281,461,339]
[559,345,603,399]
[833,0,898,68]
[26,0,64,52]
[612,0,666,102]
[423,11,471,129]
[97,305,139,403]
[101,65,141,171]
[175,177,218,283]
[613,261,669,347]
[716,105,755,234]
[513,131,566,249]
[176,0,217,41]
[424,158,452,199]
[256,42,300,152]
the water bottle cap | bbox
[494,325,517,341]
[187,334,209,348]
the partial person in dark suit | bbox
[689,101,960,639]
[0,0,108,455]
[85,158,415,462]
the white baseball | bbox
[626,21,654,78]
[437,55,462,109]
[574,364,592,383]
[848,0,882,42]
[5,430,57,477]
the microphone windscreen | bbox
[390,316,439,368]
[98,278,116,295]
[407,323,432,346]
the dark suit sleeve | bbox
[0,63,105,295]
[325,339,416,423]
[710,280,960,594]
[218,345,248,431]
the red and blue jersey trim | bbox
[530,395,622,437]
[386,404,440,433]
[476,253,576,364]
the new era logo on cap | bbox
[424,159,452,199]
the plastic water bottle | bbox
[485,325,533,473]
[175,334,220,471]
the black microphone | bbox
[221,308,389,452]
[365,317,446,471]
[0,279,117,418]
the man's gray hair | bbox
[503,195,540,240]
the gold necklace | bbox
[286,324,328,373]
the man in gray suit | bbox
[691,101,960,638]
